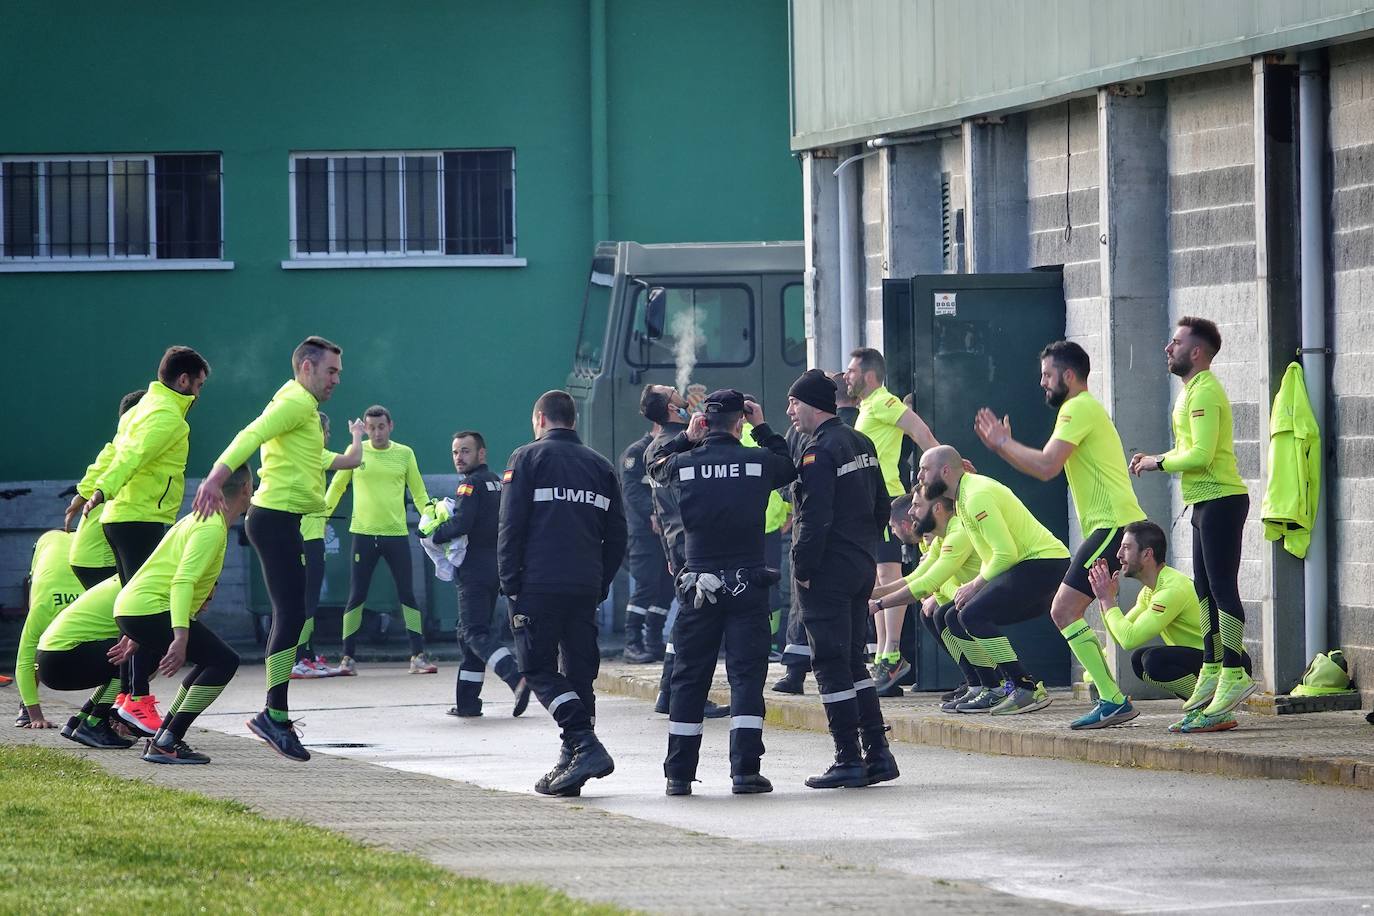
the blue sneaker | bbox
[1070,697,1139,730]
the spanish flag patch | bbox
[1191,409,1206,417]
[801,453,817,467]
[1151,602,1167,612]
[975,511,988,521]
[457,483,474,497]
[886,397,898,408]
[502,469,514,483]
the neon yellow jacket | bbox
[217,379,324,515]
[96,381,195,524]
[1261,362,1321,558]
[114,512,228,629]
[18,531,85,706]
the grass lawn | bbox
[0,745,627,915]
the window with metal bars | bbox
[0,154,222,260]
[289,149,515,258]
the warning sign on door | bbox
[934,292,957,316]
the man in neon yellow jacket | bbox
[1262,362,1321,558]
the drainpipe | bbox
[589,0,610,243]
[834,149,878,359]
[865,127,962,150]
[1298,51,1328,659]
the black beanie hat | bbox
[788,369,837,414]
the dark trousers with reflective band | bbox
[920,600,981,686]
[118,612,240,740]
[343,533,424,657]
[298,537,326,662]
[510,591,599,738]
[942,599,999,687]
[958,557,1069,688]
[800,567,884,747]
[455,556,520,710]
[36,640,121,720]
[245,506,306,714]
[665,582,770,780]
[104,520,166,696]
[1132,645,1253,699]
[780,562,813,672]
[1190,494,1250,667]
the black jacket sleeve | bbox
[432,483,479,545]
[620,441,655,526]
[748,422,798,490]
[497,456,530,596]
[600,466,629,598]
[790,446,834,583]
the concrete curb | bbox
[594,669,1374,791]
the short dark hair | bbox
[850,347,886,383]
[639,384,670,424]
[452,429,486,452]
[705,410,742,433]
[890,494,914,521]
[118,389,146,417]
[292,336,342,372]
[158,346,210,386]
[1177,316,1222,356]
[222,463,254,498]
[1040,340,1091,380]
[364,405,391,422]
[1125,520,1168,565]
[535,390,577,428]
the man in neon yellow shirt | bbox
[35,577,132,750]
[974,340,1146,730]
[1088,520,1253,733]
[844,347,940,694]
[65,389,146,588]
[194,335,343,762]
[1130,317,1255,718]
[325,404,435,675]
[112,464,254,763]
[918,445,1070,715]
[14,530,84,729]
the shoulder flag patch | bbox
[457,483,474,497]
[502,469,514,483]
[801,453,817,467]
[975,511,988,522]
[1151,602,1167,613]
[1059,415,1071,424]
[1191,409,1206,417]
[886,397,898,408]
[623,455,635,469]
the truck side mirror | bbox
[644,287,667,340]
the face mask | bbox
[674,406,690,422]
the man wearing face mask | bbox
[639,384,729,720]
[973,341,1146,730]
[499,390,627,797]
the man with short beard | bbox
[1130,317,1255,724]
[973,340,1146,730]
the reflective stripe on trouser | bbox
[782,576,813,672]
[926,601,981,685]
[657,596,683,699]
[455,573,519,705]
[510,593,599,738]
[800,569,885,747]
[664,585,770,780]
[342,533,425,658]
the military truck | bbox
[567,240,805,464]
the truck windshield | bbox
[574,258,615,374]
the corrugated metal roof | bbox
[791,0,1374,149]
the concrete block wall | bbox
[1327,39,1374,699]
[1165,66,1267,676]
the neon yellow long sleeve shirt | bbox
[71,438,119,569]
[38,577,120,652]
[324,440,430,536]
[114,513,228,629]
[17,531,85,706]
[217,379,325,515]
[1160,370,1248,505]
[96,381,195,524]
[1102,564,1205,651]
[905,516,981,602]
[956,473,1069,581]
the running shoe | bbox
[142,736,211,765]
[117,695,162,737]
[115,692,129,709]
[409,653,438,675]
[940,685,976,711]
[991,681,1053,716]
[1201,669,1257,718]
[0,674,12,687]
[1168,709,1204,733]
[1070,696,1139,730]
[1180,711,1239,733]
[877,682,904,698]
[69,718,135,749]
[875,658,911,690]
[246,709,310,762]
[14,705,30,727]
[313,655,338,676]
[1182,662,1222,711]
[290,660,317,680]
[941,682,970,703]
[954,687,1002,713]
[336,656,357,677]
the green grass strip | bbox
[0,745,626,915]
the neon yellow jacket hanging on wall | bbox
[1261,362,1321,558]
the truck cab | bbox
[568,240,805,463]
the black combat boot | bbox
[534,739,578,796]
[861,725,900,786]
[547,730,615,795]
[804,732,867,789]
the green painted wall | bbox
[1,1,799,481]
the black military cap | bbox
[703,388,745,413]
